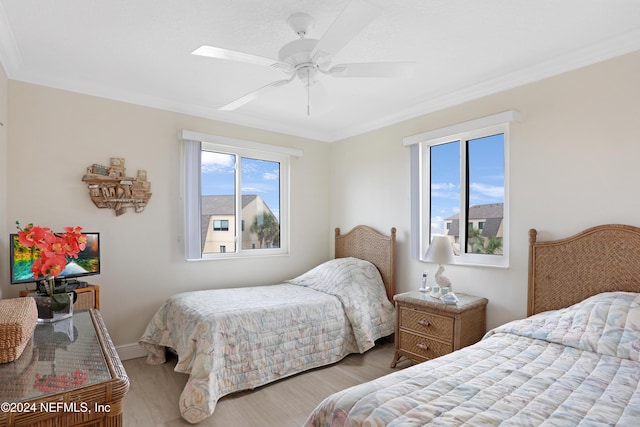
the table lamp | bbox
[424,235,456,301]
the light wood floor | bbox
[122,342,402,426]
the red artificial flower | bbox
[18,225,51,249]
[16,223,86,279]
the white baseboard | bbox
[116,342,147,361]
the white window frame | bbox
[179,130,303,261]
[406,111,521,268]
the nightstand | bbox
[391,291,488,367]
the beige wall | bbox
[330,51,640,330]
[3,82,331,347]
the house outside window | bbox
[443,203,504,256]
[202,193,279,254]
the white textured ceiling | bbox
[1,0,639,142]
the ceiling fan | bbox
[192,0,415,115]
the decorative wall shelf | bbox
[81,158,151,216]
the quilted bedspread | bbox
[305,292,640,426]
[139,257,395,423]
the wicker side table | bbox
[391,291,488,367]
[0,309,129,427]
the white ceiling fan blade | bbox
[219,77,295,111]
[326,62,416,78]
[192,45,291,71]
[310,0,383,64]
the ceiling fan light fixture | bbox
[295,64,318,86]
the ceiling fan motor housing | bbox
[278,38,321,85]
[278,38,318,67]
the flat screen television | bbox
[10,232,100,288]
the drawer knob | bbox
[418,318,431,327]
[416,342,429,351]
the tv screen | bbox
[10,232,100,285]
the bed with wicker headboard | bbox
[305,224,640,426]
[139,225,397,423]
[528,224,640,315]
[335,225,396,302]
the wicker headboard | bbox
[335,225,396,302]
[528,224,640,316]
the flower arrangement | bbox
[16,222,87,311]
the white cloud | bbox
[201,151,234,173]
[263,171,279,181]
[431,182,459,200]
[469,182,504,199]
[431,216,445,236]
[431,182,456,191]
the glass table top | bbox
[0,310,112,402]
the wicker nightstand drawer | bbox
[398,330,452,361]
[399,307,453,341]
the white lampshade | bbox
[424,236,455,265]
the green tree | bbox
[250,212,280,248]
[467,225,502,254]
[484,237,503,254]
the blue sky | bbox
[430,134,504,235]
[201,151,281,220]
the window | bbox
[424,130,506,266]
[213,220,229,231]
[181,130,302,260]
[406,111,519,268]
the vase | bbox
[30,294,74,323]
